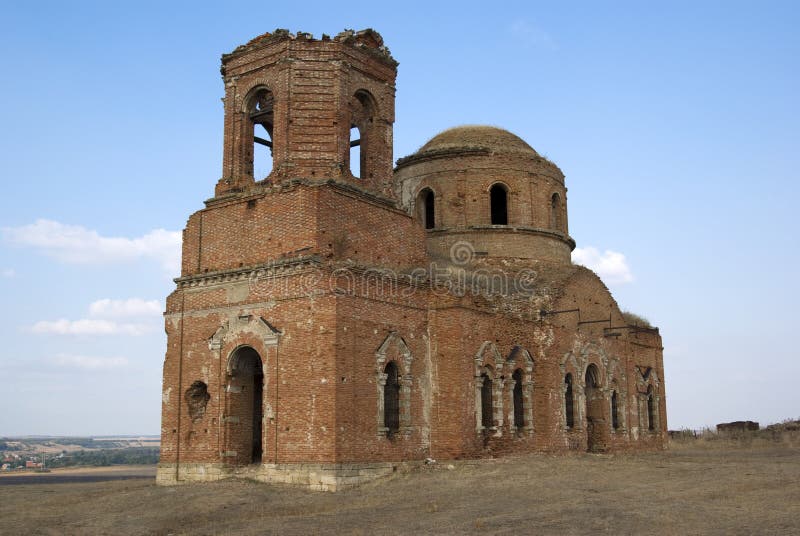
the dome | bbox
[416,125,539,158]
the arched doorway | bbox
[584,364,606,452]
[227,346,264,464]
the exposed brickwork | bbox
[158,29,667,490]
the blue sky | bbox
[0,1,797,435]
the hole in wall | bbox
[184,380,211,422]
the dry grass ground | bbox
[1,433,799,535]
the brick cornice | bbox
[175,255,321,289]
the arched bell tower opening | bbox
[226,346,264,465]
[349,90,377,181]
[247,88,275,181]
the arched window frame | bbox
[607,359,627,433]
[375,332,413,438]
[207,315,280,466]
[561,352,588,432]
[489,182,509,225]
[584,362,604,427]
[474,341,504,434]
[635,367,661,434]
[505,346,534,436]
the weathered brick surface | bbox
[159,29,667,489]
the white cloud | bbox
[1,268,14,278]
[2,219,181,273]
[510,20,557,50]
[572,246,634,285]
[29,297,161,337]
[30,319,152,336]
[53,353,129,370]
[89,298,162,318]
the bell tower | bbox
[215,29,397,199]
[160,29,429,490]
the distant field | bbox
[1,438,798,535]
[0,465,156,486]
[1,436,160,454]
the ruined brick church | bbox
[158,29,666,490]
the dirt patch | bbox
[1,446,798,535]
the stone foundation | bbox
[156,462,399,491]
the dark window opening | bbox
[611,390,620,430]
[490,184,508,225]
[417,188,435,229]
[481,373,493,429]
[513,369,524,430]
[384,361,400,437]
[252,370,264,463]
[550,192,561,230]
[585,364,599,389]
[647,386,655,431]
[565,373,574,429]
[249,89,274,180]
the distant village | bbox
[0,437,160,471]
